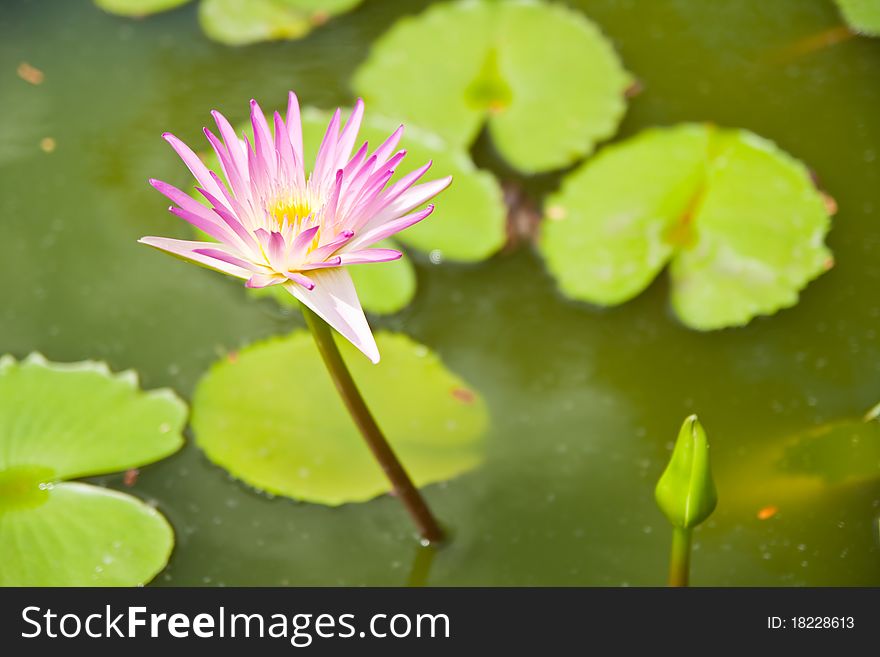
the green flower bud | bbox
[655,415,718,529]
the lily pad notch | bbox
[539,124,834,330]
[353,0,634,173]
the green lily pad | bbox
[540,125,709,306]
[199,0,363,46]
[0,483,174,586]
[540,124,833,330]
[778,408,880,484]
[353,0,631,173]
[835,0,880,36]
[191,331,488,505]
[0,354,186,586]
[94,0,192,17]
[300,108,506,262]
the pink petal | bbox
[380,160,433,203]
[139,236,253,279]
[313,108,341,188]
[357,160,434,220]
[357,176,451,234]
[254,227,272,250]
[195,186,258,251]
[284,268,380,363]
[338,248,402,265]
[274,111,298,185]
[386,176,452,217]
[285,91,306,188]
[342,168,395,224]
[250,99,276,178]
[298,256,343,271]
[291,225,320,261]
[211,109,248,180]
[335,98,364,170]
[345,204,435,251]
[162,132,228,207]
[321,170,345,225]
[267,231,286,264]
[149,178,210,217]
[168,206,235,244]
[193,247,259,271]
[284,271,315,290]
[343,154,379,199]
[203,127,249,202]
[246,273,284,288]
[307,230,354,262]
[342,142,369,180]
[244,135,270,200]
[371,125,404,165]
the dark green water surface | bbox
[1,0,878,585]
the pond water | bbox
[1,0,878,585]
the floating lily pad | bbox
[0,483,174,586]
[300,108,506,262]
[199,0,362,46]
[94,0,192,17]
[540,125,708,306]
[0,354,186,586]
[835,0,880,36]
[353,0,632,173]
[540,124,833,330]
[778,408,880,484]
[191,331,488,505]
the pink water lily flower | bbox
[140,93,451,363]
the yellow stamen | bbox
[269,197,313,227]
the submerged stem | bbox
[301,306,445,544]
[407,544,438,587]
[668,526,692,587]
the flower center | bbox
[268,195,314,228]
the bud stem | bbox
[668,526,692,587]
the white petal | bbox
[138,236,253,280]
[284,268,380,363]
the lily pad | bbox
[835,0,880,36]
[353,0,632,173]
[540,124,833,330]
[191,331,488,505]
[94,0,192,17]
[778,408,880,484]
[0,483,174,586]
[199,0,363,46]
[0,354,186,586]
[300,108,506,262]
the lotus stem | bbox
[302,305,445,544]
[407,544,438,587]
